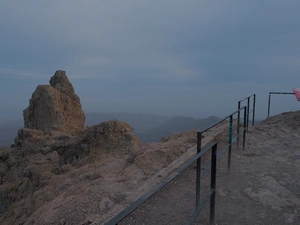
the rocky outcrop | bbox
[14,70,85,148]
[23,70,85,135]
[14,128,48,149]
[1,120,143,225]
[13,128,70,149]
[52,120,142,165]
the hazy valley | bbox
[0,112,220,147]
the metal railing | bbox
[105,96,255,225]
[195,106,248,217]
[187,142,217,225]
[105,142,218,225]
[267,92,294,118]
[237,94,256,129]
[237,94,256,146]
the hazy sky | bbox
[1,0,299,121]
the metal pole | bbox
[237,101,241,147]
[210,143,217,225]
[196,132,202,208]
[267,93,271,118]
[247,97,250,130]
[243,107,247,150]
[228,115,233,170]
[252,94,256,126]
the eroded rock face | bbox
[23,70,85,135]
[52,120,142,165]
[14,128,46,149]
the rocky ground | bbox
[1,110,300,224]
[0,118,229,225]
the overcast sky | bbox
[1,0,299,121]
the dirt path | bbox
[104,112,300,225]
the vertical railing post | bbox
[210,143,217,225]
[247,97,250,130]
[268,93,271,118]
[243,106,247,150]
[228,115,233,170]
[196,132,202,208]
[252,94,256,126]
[237,101,241,148]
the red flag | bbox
[293,88,300,101]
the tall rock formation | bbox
[14,70,86,148]
[23,70,85,135]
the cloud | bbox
[0,68,48,78]
[1,0,300,120]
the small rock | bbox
[99,197,115,211]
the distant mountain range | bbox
[0,112,221,147]
[85,112,171,133]
[136,115,221,143]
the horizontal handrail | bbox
[269,92,294,94]
[200,106,247,133]
[238,94,255,103]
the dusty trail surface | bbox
[106,111,300,225]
